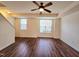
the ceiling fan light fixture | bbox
[31,1,52,13]
[39,8,44,12]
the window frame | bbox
[40,19,52,33]
[20,18,27,30]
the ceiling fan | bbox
[31,1,53,14]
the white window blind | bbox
[20,19,27,30]
[40,20,52,33]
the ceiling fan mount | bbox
[31,1,53,14]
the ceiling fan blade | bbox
[31,8,38,11]
[44,2,52,7]
[33,1,39,6]
[44,9,51,13]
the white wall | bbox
[15,17,61,38]
[0,14,15,50]
[53,18,61,39]
[61,11,79,51]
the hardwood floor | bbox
[0,38,79,57]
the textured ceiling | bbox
[0,3,6,7]
[0,1,73,14]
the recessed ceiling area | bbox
[0,1,73,14]
[0,3,6,7]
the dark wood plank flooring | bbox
[0,38,79,57]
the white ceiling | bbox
[0,1,73,14]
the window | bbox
[40,20,52,33]
[20,19,27,30]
